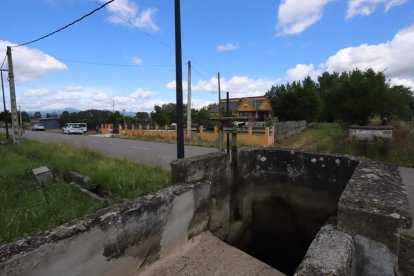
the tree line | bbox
[266,69,414,126]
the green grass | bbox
[0,135,170,244]
[276,122,414,167]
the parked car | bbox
[32,124,45,131]
[78,123,87,133]
[62,123,83,135]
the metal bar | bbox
[174,0,184,159]
[226,92,230,154]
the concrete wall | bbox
[348,125,393,142]
[1,149,413,275]
[274,120,307,140]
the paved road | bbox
[0,129,216,169]
[400,167,414,229]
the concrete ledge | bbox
[338,161,412,253]
[295,224,353,276]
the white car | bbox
[32,124,45,131]
[63,123,83,135]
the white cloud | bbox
[64,85,84,92]
[93,92,109,102]
[129,88,159,98]
[165,80,189,90]
[101,0,159,32]
[347,0,406,18]
[286,64,321,81]
[17,85,165,112]
[284,24,414,88]
[0,40,67,83]
[186,98,214,110]
[276,0,332,35]
[389,77,414,90]
[167,76,276,98]
[131,56,143,65]
[216,43,239,52]
[324,24,414,78]
[24,88,53,97]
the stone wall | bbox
[274,120,307,140]
[0,152,231,276]
[1,149,413,275]
[348,125,393,142]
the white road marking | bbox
[132,146,150,151]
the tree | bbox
[265,78,321,122]
[192,108,212,128]
[136,112,150,121]
[150,105,169,126]
[33,111,41,119]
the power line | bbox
[0,55,6,70]
[91,0,216,75]
[11,48,175,68]
[13,0,116,48]
[192,64,212,81]
[92,0,174,51]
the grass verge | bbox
[0,135,170,244]
[275,122,414,167]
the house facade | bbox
[210,96,273,122]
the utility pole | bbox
[187,60,191,139]
[218,72,221,117]
[1,71,9,139]
[7,46,20,144]
[174,0,184,159]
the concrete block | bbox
[295,224,354,276]
[32,166,52,183]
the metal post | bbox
[7,46,20,144]
[187,61,191,139]
[226,92,230,154]
[1,71,9,139]
[174,0,184,159]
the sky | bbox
[0,0,413,113]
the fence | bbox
[101,124,275,147]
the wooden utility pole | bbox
[7,46,20,144]
[187,61,191,139]
[0,71,9,139]
[174,0,184,159]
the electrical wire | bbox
[13,0,116,48]
[11,48,175,68]
[0,54,6,70]
[91,0,216,75]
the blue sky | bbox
[0,0,413,112]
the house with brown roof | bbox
[210,96,273,122]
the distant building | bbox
[209,96,273,122]
[31,118,60,129]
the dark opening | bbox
[239,196,335,275]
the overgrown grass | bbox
[275,122,414,167]
[0,135,170,244]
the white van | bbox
[62,123,83,135]
[78,123,87,133]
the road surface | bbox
[0,129,216,169]
[400,167,414,229]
